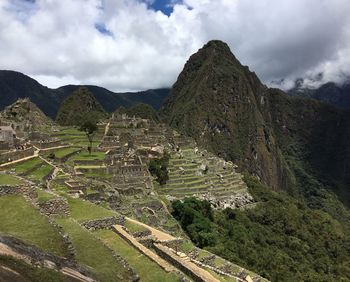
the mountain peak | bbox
[201,39,232,53]
[56,86,107,126]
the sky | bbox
[0,0,349,91]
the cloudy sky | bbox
[0,0,349,91]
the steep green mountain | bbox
[288,80,350,110]
[161,39,350,281]
[160,40,287,191]
[56,86,107,126]
[160,40,350,205]
[0,70,170,119]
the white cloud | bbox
[0,0,349,91]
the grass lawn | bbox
[65,197,116,223]
[124,219,148,233]
[95,229,180,282]
[73,140,101,148]
[56,218,131,282]
[12,157,42,174]
[0,174,23,185]
[0,195,68,257]
[84,172,113,179]
[27,163,52,181]
[71,151,106,161]
[56,127,85,136]
[0,255,66,282]
[54,147,80,158]
[37,189,55,203]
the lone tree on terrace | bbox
[79,120,98,155]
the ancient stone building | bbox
[0,126,17,149]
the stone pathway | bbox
[119,219,220,282]
[154,243,220,282]
[112,224,176,273]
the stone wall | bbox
[32,140,62,149]
[74,159,104,166]
[38,197,70,217]
[57,149,81,163]
[82,216,125,231]
[0,147,35,164]
[0,185,37,199]
[154,243,217,282]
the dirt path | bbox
[125,217,175,241]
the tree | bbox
[79,120,98,155]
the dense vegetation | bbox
[148,153,170,185]
[172,176,350,281]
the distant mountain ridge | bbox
[0,70,170,118]
[288,79,350,110]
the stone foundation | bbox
[0,185,37,199]
[38,197,70,217]
[82,216,125,231]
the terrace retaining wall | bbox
[38,197,70,217]
[0,147,35,164]
[82,216,125,231]
[0,185,37,199]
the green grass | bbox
[28,163,52,181]
[0,174,23,185]
[56,127,85,136]
[0,255,66,282]
[95,229,180,282]
[124,219,148,233]
[37,189,55,203]
[12,157,42,174]
[71,151,106,161]
[180,240,195,253]
[54,147,80,158]
[66,197,116,223]
[0,195,68,257]
[56,218,131,282]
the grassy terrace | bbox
[0,255,67,282]
[0,195,69,257]
[37,189,55,203]
[11,157,42,174]
[53,147,80,158]
[27,163,53,181]
[56,218,131,282]
[95,229,180,282]
[157,148,246,198]
[71,151,106,161]
[65,197,116,223]
[0,174,23,185]
[124,219,148,233]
